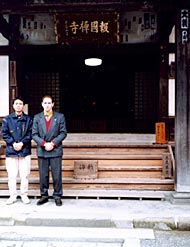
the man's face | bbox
[13,99,24,114]
[42,97,54,112]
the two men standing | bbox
[2,95,67,206]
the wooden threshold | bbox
[0,189,172,200]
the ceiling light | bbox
[84,58,102,66]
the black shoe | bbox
[37,197,48,206]
[55,198,62,206]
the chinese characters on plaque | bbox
[55,13,119,44]
[181,9,189,44]
[155,122,166,144]
[74,160,98,179]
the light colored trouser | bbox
[6,155,31,196]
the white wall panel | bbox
[0,56,9,116]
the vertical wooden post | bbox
[175,8,190,192]
[8,15,20,113]
[9,60,18,113]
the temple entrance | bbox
[19,43,159,133]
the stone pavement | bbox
[0,194,190,246]
[1,194,190,230]
[0,225,154,247]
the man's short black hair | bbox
[13,97,25,105]
[42,95,54,103]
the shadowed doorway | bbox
[20,44,159,133]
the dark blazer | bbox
[32,111,67,158]
[2,112,32,157]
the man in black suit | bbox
[32,95,67,206]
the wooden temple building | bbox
[0,0,190,202]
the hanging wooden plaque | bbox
[56,12,119,44]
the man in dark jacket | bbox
[2,97,33,205]
[32,95,67,206]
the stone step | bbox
[0,225,154,247]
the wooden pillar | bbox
[8,15,20,113]
[175,8,190,192]
[9,60,18,113]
